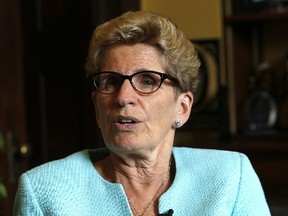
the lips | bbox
[118,119,135,124]
[116,116,139,125]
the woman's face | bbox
[92,43,190,155]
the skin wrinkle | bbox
[12,11,269,216]
[92,43,180,160]
[91,42,193,216]
[111,155,169,185]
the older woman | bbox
[14,11,270,216]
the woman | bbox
[13,11,270,215]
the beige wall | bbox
[140,0,222,40]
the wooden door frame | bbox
[0,0,28,214]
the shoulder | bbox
[23,148,109,182]
[14,148,110,214]
[177,146,266,194]
[167,148,270,215]
[25,150,91,178]
[172,147,264,196]
[25,148,108,179]
[173,146,247,165]
[172,147,253,181]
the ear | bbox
[91,91,100,126]
[176,91,193,126]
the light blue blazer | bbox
[13,147,271,215]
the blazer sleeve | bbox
[13,173,44,216]
[232,153,271,216]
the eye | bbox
[102,74,121,87]
[95,73,123,93]
[137,73,159,87]
[106,76,119,86]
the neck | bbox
[111,154,173,216]
[110,149,173,183]
[93,150,175,216]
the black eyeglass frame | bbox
[88,70,179,94]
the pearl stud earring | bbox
[174,120,181,128]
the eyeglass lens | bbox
[93,71,167,94]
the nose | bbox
[115,79,137,106]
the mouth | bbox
[117,117,138,125]
[115,116,139,126]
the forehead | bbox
[99,43,167,74]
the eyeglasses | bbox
[88,71,179,94]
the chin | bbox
[106,141,147,154]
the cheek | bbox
[93,97,108,123]
[96,102,108,121]
[147,96,176,123]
